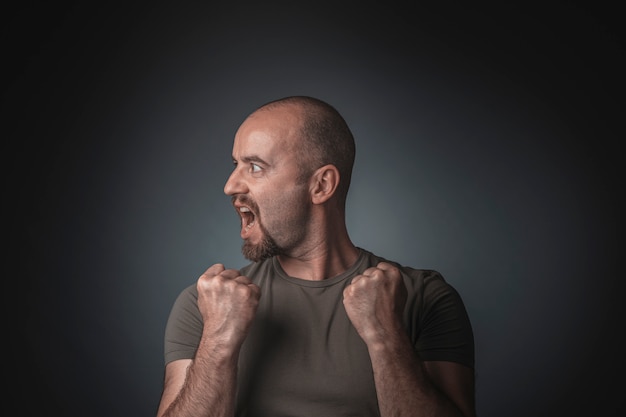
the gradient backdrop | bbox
[8,2,624,416]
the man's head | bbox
[223,96,356,262]
[256,96,356,204]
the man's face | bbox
[223,108,312,261]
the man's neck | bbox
[277,240,359,281]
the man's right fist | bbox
[196,263,261,350]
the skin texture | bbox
[156,97,476,417]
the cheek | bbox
[258,181,310,217]
[264,191,305,221]
[264,197,294,222]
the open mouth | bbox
[239,205,256,232]
[232,196,258,239]
[232,196,259,239]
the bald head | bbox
[251,96,356,206]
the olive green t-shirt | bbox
[163,248,474,416]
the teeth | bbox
[239,207,251,212]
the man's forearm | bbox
[162,340,239,417]
[368,333,464,417]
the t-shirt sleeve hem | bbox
[164,349,196,366]
[419,351,474,369]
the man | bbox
[156,96,476,417]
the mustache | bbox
[231,195,259,213]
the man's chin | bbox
[241,237,280,262]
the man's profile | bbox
[156,96,475,417]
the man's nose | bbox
[224,169,246,196]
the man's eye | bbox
[251,163,262,173]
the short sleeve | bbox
[414,272,475,368]
[163,284,203,365]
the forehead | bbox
[231,106,302,159]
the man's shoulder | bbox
[361,248,441,277]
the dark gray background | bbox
[7,1,624,416]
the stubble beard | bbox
[235,178,309,263]
[241,222,281,262]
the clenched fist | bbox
[343,262,408,346]
[196,263,261,351]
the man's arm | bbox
[366,334,475,417]
[343,262,475,417]
[156,264,260,417]
[424,361,475,417]
[156,341,240,417]
[157,359,190,416]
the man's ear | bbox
[310,164,340,204]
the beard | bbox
[233,195,282,262]
[233,191,309,263]
[241,221,282,262]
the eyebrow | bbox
[233,154,270,166]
